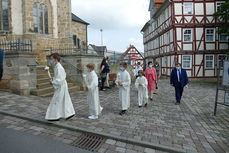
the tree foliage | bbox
[214,0,229,35]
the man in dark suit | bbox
[170,63,189,105]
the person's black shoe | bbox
[66,114,75,120]
[150,98,153,101]
[144,103,148,107]
[47,119,60,122]
[139,106,142,108]
[119,110,126,116]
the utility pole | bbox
[100,29,103,46]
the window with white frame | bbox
[205,55,214,69]
[206,28,215,42]
[219,33,229,42]
[182,55,192,69]
[183,29,192,42]
[183,3,193,15]
[216,2,225,11]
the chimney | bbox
[154,0,165,11]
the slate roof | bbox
[72,13,89,25]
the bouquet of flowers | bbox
[44,66,52,80]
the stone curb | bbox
[0,110,186,153]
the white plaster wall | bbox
[174,3,182,15]
[206,2,215,15]
[185,16,192,23]
[196,28,203,40]
[187,71,191,76]
[183,44,192,50]
[175,16,182,23]
[195,67,203,76]
[195,3,204,15]
[176,28,181,40]
[205,70,214,76]
[11,0,23,35]
[206,44,215,50]
[219,43,229,50]
[196,55,203,65]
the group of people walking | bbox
[45,53,189,121]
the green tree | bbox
[214,0,229,35]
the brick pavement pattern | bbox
[0,79,229,153]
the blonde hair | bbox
[86,63,95,70]
[154,61,160,66]
[138,70,144,75]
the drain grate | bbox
[72,134,106,152]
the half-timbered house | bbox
[141,0,229,78]
[120,45,144,68]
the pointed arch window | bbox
[44,5,48,34]
[0,0,9,32]
[33,3,38,32]
[33,0,49,34]
[39,5,43,34]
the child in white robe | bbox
[86,63,103,119]
[115,62,131,116]
[45,53,75,121]
[135,70,148,107]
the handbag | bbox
[100,73,107,79]
[98,78,102,87]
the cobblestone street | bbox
[0,79,229,153]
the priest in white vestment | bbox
[86,63,103,119]
[115,62,131,116]
[45,53,75,121]
[135,70,148,107]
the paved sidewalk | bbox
[0,79,229,153]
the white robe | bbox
[87,70,102,116]
[115,70,131,110]
[45,63,75,120]
[135,76,148,106]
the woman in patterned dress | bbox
[145,61,157,100]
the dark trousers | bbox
[0,65,3,81]
[175,82,183,103]
[100,77,106,90]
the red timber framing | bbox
[143,0,228,78]
[120,45,144,67]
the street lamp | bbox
[100,29,103,46]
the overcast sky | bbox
[71,0,150,53]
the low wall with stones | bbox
[0,51,37,95]
[47,54,104,88]
[109,65,135,81]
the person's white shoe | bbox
[100,107,103,112]
[88,115,98,119]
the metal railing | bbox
[0,39,32,52]
[49,47,106,56]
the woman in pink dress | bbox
[145,61,157,101]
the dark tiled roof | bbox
[72,13,89,25]
[89,44,107,55]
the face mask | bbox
[49,60,55,66]
[120,67,124,72]
[149,65,153,68]
[86,68,90,72]
[176,67,180,70]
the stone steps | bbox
[31,66,81,97]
